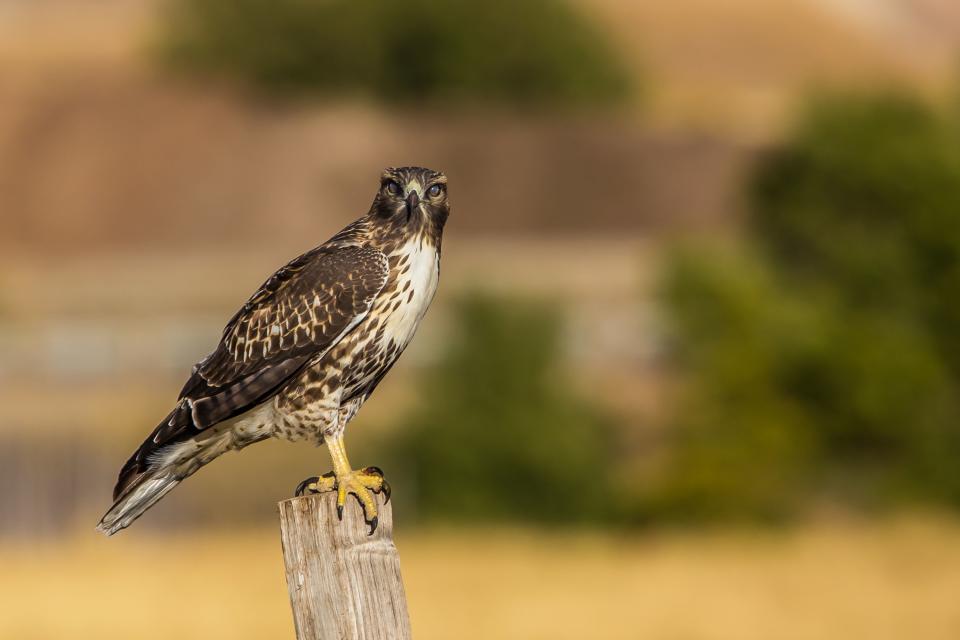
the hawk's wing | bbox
[113,243,388,499]
[180,243,388,424]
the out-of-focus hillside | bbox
[0,78,747,252]
[593,0,960,132]
[2,0,959,125]
[1,0,959,252]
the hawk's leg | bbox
[294,434,390,535]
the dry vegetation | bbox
[590,0,960,134]
[2,518,960,639]
[3,0,958,136]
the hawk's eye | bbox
[385,180,401,196]
[427,184,444,198]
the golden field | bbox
[3,518,960,640]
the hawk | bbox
[98,167,449,535]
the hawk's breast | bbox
[331,238,440,403]
[379,239,440,351]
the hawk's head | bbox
[372,166,449,233]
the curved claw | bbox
[305,467,386,531]
[361,466,390,503]
[294,476,320,497]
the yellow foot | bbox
[294,466,390,534]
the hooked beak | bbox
[404,190,420,220]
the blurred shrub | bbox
[752,94,960,369]
[158,0,632,107]
[641,250,821,523]
[644,93,960,522]
[383,292,617,524]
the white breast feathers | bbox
[381,241,440,350]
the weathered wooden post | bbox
[278,492,412,640]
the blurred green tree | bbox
[158,0,632,108]
[383,292,618,524]
[645,93,960,522]
[642,249,822,522]
[752,94,960,370]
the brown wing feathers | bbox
[112,244,388,500]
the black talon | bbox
[364,466,384,478]
[294,476,319,497]
[382,480,392,504]
[336,504,343,521]
[368,516,378,536]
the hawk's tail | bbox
[96,471,182,536]
[96,430,235,536]
[98,399,273,536]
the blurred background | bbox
[3,0,960,637]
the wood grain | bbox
[278,492,412,640]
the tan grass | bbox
[2,518,960,639]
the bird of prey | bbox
[98,166,449,536]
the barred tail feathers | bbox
[96,472,181,536]
[97,434,231,536]
[98,402,274,536]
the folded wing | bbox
[113,243,388,499]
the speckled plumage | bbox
[98,167,448,535]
